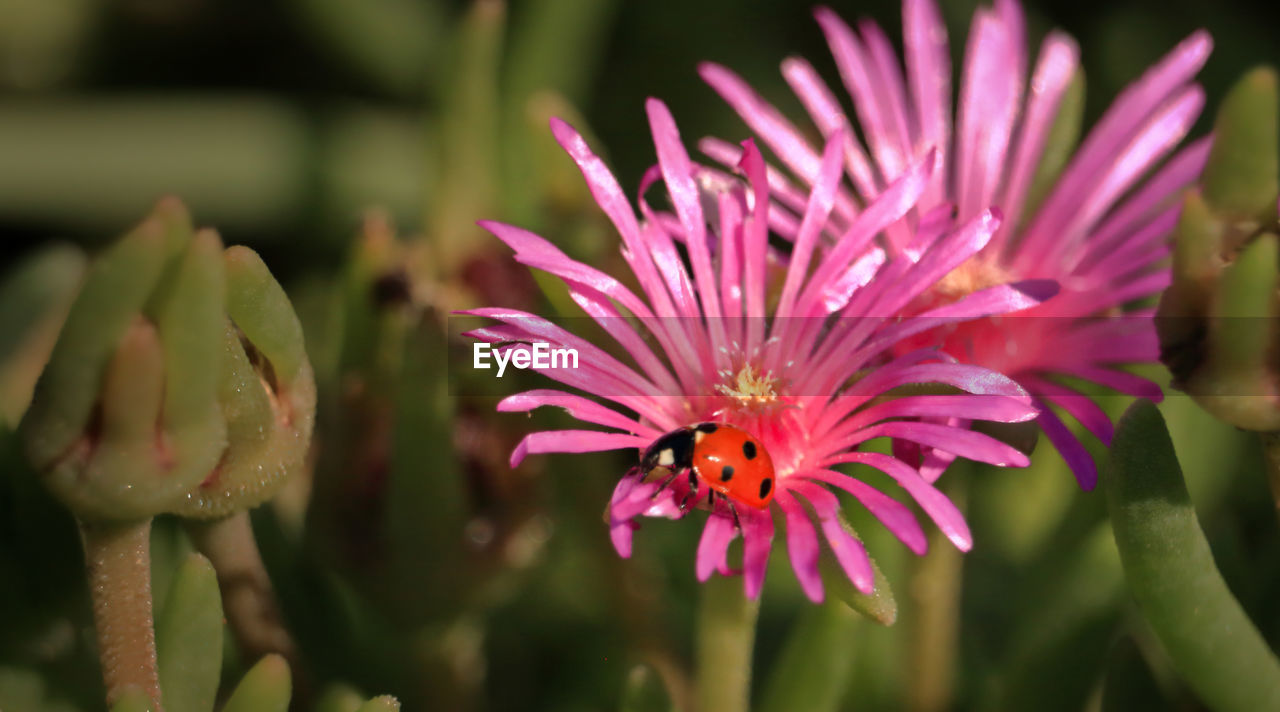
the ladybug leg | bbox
[651,468,681,498]
[726,496,743,532]
[679,470,700,512]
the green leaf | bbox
[991,523,1125,712]
[109,688,157,712]
[354,695,402,712]
[757,600,857,712]
[1201,67,1279,220]
[619,665,672,712]
[0,665,87,712]
[426,0,504,275]
[1104,400,1280,712]
[222,654,292,712]
[502,0,618,222]
[818,514,896,626]
[156,553,224,712]
[314,684,366,712]
[290,0,442,97]
[1100,635,1173,712]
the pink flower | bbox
[466,98,1044,602]
[700,0,1211,489]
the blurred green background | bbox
[2,0,1280,711]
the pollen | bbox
[716,364,785,411]
[935,257,1014,299]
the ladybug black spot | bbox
[720,465,735,482]
[696,422,719,433]
[759,478,773,499]
[742,441,757,460]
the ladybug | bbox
[639,423,776,519]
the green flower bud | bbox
[1157,68,1280,432]
[1201,67,1279,222]
[19,198,315,521]
[171,246,316,519]
[1159,211,1280,430]
[0,244,86,427]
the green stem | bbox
[185,512,300,670]
[906,473,967,712]
[696,574,760,712]
[757,599,857,712]
[79,517,164,711]
[1258,432,1280,520]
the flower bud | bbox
[1157,68,1280,431]
[19,198,314,521]
[0,244,86,427]
[170,245,316,519]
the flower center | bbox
[934,258,1014,300]
[716,363,785,411]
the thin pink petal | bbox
[509,430,647,468]
[479,220,654,318]
[903,0,951,189]
[1034,398,1099,490]
[835,420,1030,468]
[498,390,651,434]
[781,56,882,202]
[777,489,825,602]
[700,62,824,186]
[789,480,876,593]
[776,130,847,321]
[740,505,776,599]
[993,33,1080,255]
[1021,377,1115,445]
[646,99,721,324]
[795,151,935,318]
[836,452,972,551]
[550,117,645,256]
[814,7,909,181]
[954,8,1022,222]
[799,469,928,555]
[697,514,739,582]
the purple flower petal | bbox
[903,0,951,205]
[697,514,739,582]
[498,390,653,435]
[777,488,825,602]
[790,480,876,593]
[839,420,1030,467]
[835,452,972,551]
[800,469,928,555]
[509,430,648,468]
[740,505,776,599]
[1034,398,1099,491]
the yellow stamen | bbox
[935,259,1014,299]
[716,364,785,411]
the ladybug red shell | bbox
[640,422,776,509]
